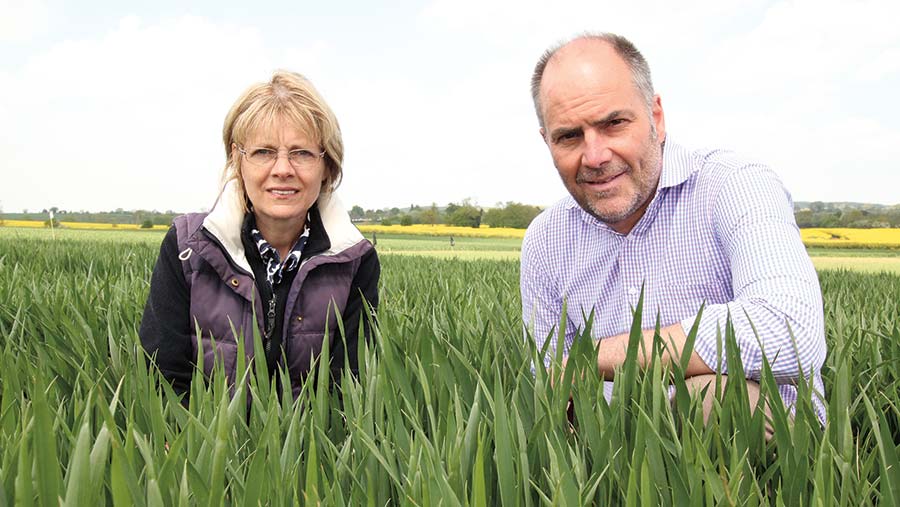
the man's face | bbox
[539,39,666,234]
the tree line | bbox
[4,201,900,230]
[794,202,900,228]
[349,201,543,229]
[4,207,179,228]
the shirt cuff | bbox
[681,312,725,375]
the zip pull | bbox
[265,294,277,342]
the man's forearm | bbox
[592,323,714,379]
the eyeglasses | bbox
[238,146,326,170]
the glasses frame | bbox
[237,146,326,170]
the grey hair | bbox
[530,32,655,128]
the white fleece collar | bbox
[202,180,364,274]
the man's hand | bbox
[558,323,714,383]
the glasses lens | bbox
[288,149,320,168]
[247,148,276,166]
[242,147,322,168]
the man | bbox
[521,32,826,426]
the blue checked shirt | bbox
[521,137,827,424]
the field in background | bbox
[4,226,900,272]
[0,228,898,504]
[809,257,900,273]
[1,219,168,231]
[802,228,900,249]
[365,232,900,272]
[358,223,526,238]
[5,220,900,243]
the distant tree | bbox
[400,214,413,226]
[448,204,482,228]
[482,207,501,226]
[840,209,864,227]
[380,217,393,226]
[141,219,154,229]
[44,218,61,228]
[350,205,365,220]
[420,203,440,225]
[482,201,542,229]
[819,214,839,227]
[794,209,814,228]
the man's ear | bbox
[651,94,666,142]
[540,127,548,145]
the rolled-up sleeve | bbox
[685,165,826,384]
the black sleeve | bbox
[332,247,380,379]
[139,226,194,401]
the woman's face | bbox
[236,118,326,233]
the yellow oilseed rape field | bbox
[357,223,526,239]
[0,220,168,231]
[4,220,899,247]
[801,228,900,249]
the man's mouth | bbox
[577,168,627,186]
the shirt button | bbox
[296,316,303,322]
[628,287,638,297]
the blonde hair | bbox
[221,70,344,210]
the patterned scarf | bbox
[250,219,311,287]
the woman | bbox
[140,71,379,403]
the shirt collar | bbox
[657,135,698,190]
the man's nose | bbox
[582,131,613,168]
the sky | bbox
[2,0,899,214]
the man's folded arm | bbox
[687,164,826,384]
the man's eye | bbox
[608,119,627,127]
[555,131,580,143]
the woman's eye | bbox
[290,149,315,159]
[251,148,276,158]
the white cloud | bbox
[0,15,331,212]
[0,0,48,42]
[325,42,562,210]
[418,0,768,55]
[2,1,898,213]
[698,0,900,95]
[415,0,900,205]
